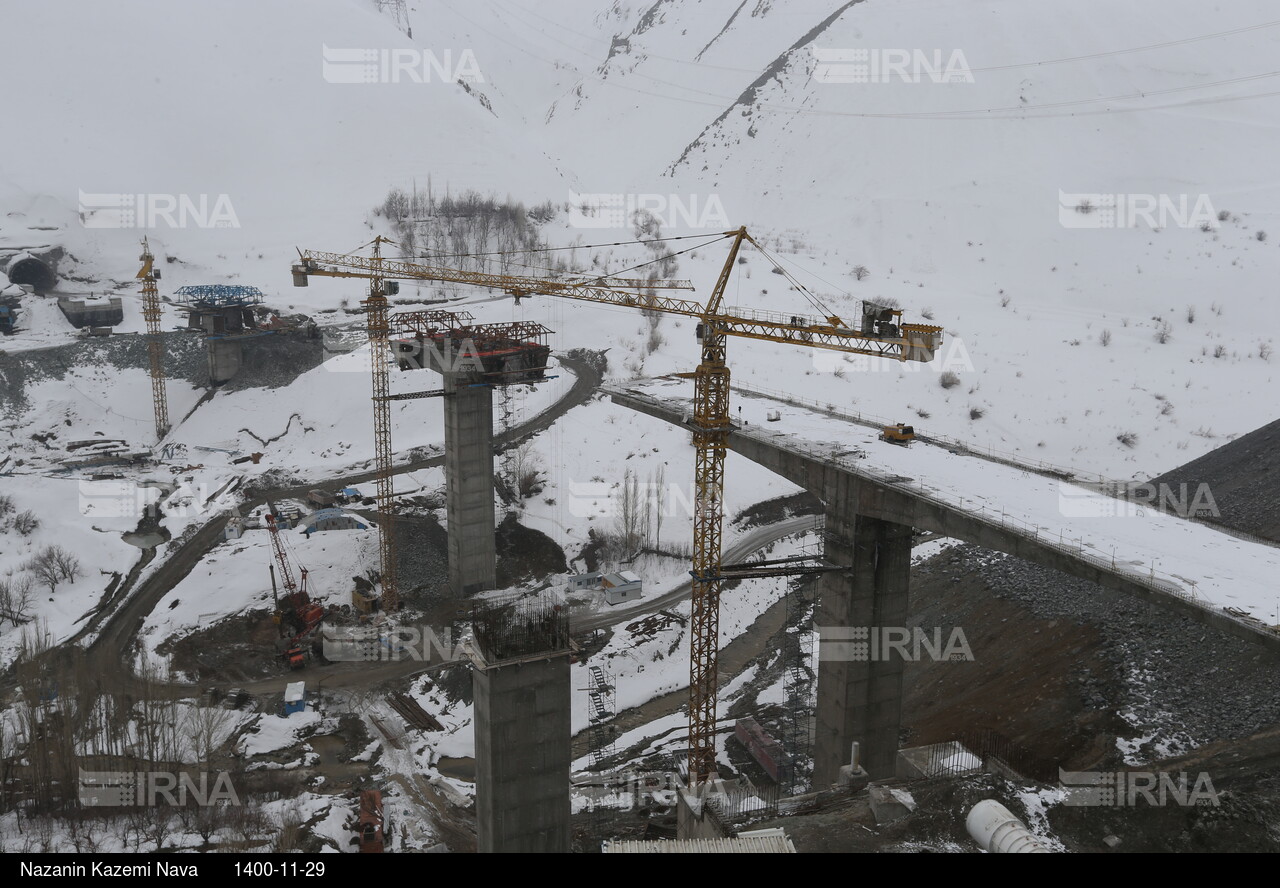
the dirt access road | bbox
[52,353,601,697]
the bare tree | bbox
[652,465,668,552]
[127,805,174,852]
[182,800,232,850]
[641,474,654,551]
[616,469,643,558]
[507,441,543,500]
[272,802,306,852]
[184,703,236,765]
[224,797,270,852]
[0,574,34,625]
[25,548,61,594]
[52,546,81,583]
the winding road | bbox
[51,354,817,706]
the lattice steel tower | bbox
[137,238,169,440]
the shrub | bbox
[1116,431,1137,448]
[1100,329,1112,346]
[969,407,985,420]
[940,371,961,390]
[13,511,38,535]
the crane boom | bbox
[265,513,298,596]
[294,250,702,314]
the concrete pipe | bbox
[966,799,1052,853]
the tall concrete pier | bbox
[443,369,497,595]
[469,600,572,853]
[397,319,552,597]
[813,512,912,783]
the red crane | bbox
[266,513,325,668]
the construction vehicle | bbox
[266,513,325,668]
[881,423,916,446]
[356,790,385,853]
[290,227,942,783]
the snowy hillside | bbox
[2,0,1276,481]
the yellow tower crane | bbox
[136,238,170,440]
[292,228,943,782]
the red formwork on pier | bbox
[392,312,553,385]
[735,717,785,784]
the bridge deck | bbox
[607,379,1280,647]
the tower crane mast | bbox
[136,239,170,440]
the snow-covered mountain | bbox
[3,0,1279,480]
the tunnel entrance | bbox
[6,257,56,293]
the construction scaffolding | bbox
[367,283,398,612]
[779,575,817,795]
[174,285,272,341]
[778,529,819,793]
[394,308,475,336]
[585,665,617,769]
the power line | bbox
[398,230,726,263]
[493,1,1280,89]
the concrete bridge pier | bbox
[813,511,913,785]
[443,369,497,595]
[207,339,242,384]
